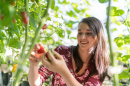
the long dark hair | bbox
[72,17,110,82]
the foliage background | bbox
[0,0,130,86]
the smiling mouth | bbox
[80,41,89,44]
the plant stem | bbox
[106,0,119,86]
[20,0,29,59]
[20,25,28,58]
[106,0,113,65]
[13,0,29,85]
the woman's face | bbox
[77,22,97,51]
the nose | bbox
[81,34,87,39]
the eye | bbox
[86,33,92,35]
[78,32,82,35]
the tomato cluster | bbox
[21,11,29,25]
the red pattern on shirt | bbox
[38,45,102,86]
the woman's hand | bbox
[42,50,82,86]
[42,50,68,75]
[29,44,46,66]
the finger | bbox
[52,50,62,60]
[34,44,40,51]
[30,54,36,58]
[38,43,44,48]
[47,50,56,62]
[30,52,38,62]
[29,56,37,62]
[42,57,51,68]
[31,51,41,60]
[31,51,36,58]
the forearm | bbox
[28,63,41,86]
[60,69,82,86]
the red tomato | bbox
[13,19,16,23]
[0,14,4,20]
[37,46,49,59]
[21,11,29,24]
[37,46,46,54]
[22,17,29,25]
[42,24,47,30]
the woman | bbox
[28,17,110,86]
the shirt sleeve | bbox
[84,75,102,86]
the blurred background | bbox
[0,0,130,86]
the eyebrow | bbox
[78,29,91,31]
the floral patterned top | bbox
[38,45,102,86]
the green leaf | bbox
[124,20,130,27]
[98,0,109,3]
[67,10,75,17]
[9,38,22,49]
[56,28,65,38]
[109,6,124,16]
[85,1,90,5]
[55,40,62,46]
[111,16,117,23]
[70,37,76,40]
[124,35,130,44]
[54,6,59,11]
[126,47,130,55]
[47,17,51,21]
[114,9,124,16]
[110,28,117,32]
[65,20,78,28]
[115,21,122,25]
[114,37,124,47]
[0,40,5,53]
[86,14,91,17]
[29,12,40,31]
[51,0,55,9]
[66,30,71,35]
[71,3,80,13]
[0,30,7,40]
[0,53,7,64]
[54,13,59,18]
[35,0,39,3]
[122,55,130,61]
[0,5,15,26]
[119,69,130,79]
[58,0,70,5]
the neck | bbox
[78,48,93,63]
